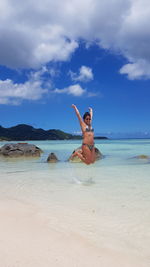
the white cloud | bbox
[119,59,150,80]
[0,0,150,79]
[0,68,48,105]
[87,92,100,97]
[69,66,93,82]
[54,84,86,96]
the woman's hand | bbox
[88,107,93,120]
[72,104,80,117]
[72,104,76,109]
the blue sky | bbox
[0,0,150,138]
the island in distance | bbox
[0,124,108,141]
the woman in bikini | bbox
[71,104,95,165]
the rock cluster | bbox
[0,143,103,163]
[0,143,42,157]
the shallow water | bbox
[0,139,150,265]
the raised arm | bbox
[72,104,83,126]
[89,107,93,121]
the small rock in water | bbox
[47,153,59,163]
[129,154,150,164]
[135,154,150,159]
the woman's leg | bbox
[71,151,91,164]
[76,151,90,164]
[82,145,93,164]
[70,145,95,165]
[91,147,96,163]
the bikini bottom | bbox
[82,143,94,151]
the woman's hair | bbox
[83,112,91,120]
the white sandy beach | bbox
[0,197,149,267]
[0,167,150,267]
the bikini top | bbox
[85,126,94,132]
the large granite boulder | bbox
[47,153,59,163]
[69,146,103,163]
[0,143,43,157]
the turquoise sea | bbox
[0,139,150,266]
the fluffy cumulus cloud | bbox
[54,84,86,96]
[69,66,93,82]
[119,60,150,80]
[0,68,49,105]
[0,0,150,79]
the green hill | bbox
[0,124,108,141]
[0,124,81,141]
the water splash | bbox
[72,177,95,186]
